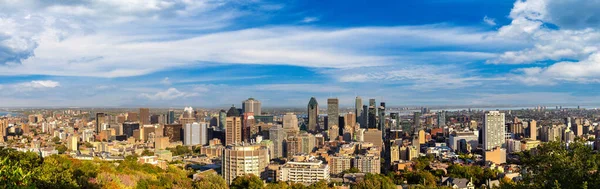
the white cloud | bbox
[160,77,171,85]
[15,80,60,88]
[483,16,496,26]
[252,84,348,93]
[139,88,199,100]
[301,17,319,23]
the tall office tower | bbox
[225,106,242,145]
[184,122,200,146]
[528,120,537,140]
[379,102,385,132]
[280,156,330,184]
[200,122,208,145]
[219,110,227,131]
[368,99,377,129]
[437,111,446,127]
[167,110,175,124]
[307,97,319,132]
[298,132,316,154]
[355,96,362,127]
[139,108,150,125]
[95,113,106,134]
[242,98,262,116]
[283,113,299,136]
[0,118,7,142]
[390,113,399,130]
[269,125,286,158]
[150,115,159,124]
[286,135,299,157]
[164,124,183,142]
[122,122,140,138]
[116,115,126,124]
[483,111,506,150]
[327,98,339,130]
[222,144,270,185]
[127,112,139,122]
[413,112,422,131]
[362,105,368,129]
[243,112,256,142]
[343,112,356,141]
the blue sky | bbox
[1,0,600,108]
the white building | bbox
[280,156,330,184]
[184,122,200,146]
[483,111,506,150]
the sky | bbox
[1,0,600,108]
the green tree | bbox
[230,174,264,189]
[352,173,396,189]
[0,157,37,188]
[265,181,289,189]
[56,144,68,154]
[193,173,229,189]
[141,149,154,156]
[35,155,79,189]
[52,136,61,144]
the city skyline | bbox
[2,0,600,107]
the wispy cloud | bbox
[301,17,319,23]
[483,16,496,26]
[139,88,199,100]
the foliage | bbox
[230,174,264,189]
[502,139,600,189]
[193,173,229,189]
[56,144,68,154]
[352,173,396,189]
[167,145,192,156]
[140,149,154,156]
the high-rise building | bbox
[0,118,7,142]
[225,106,242,145]
[362,105,368,129]
[139,108,150,125]
[368,99,376,129]
[243,112,255,142]
[167,110,175,124]
[355,96,362,127]
[528,120,537,140]
[96,113,106,134]
[283,113,299,136]
[127,112,139,122]
[483,111,506,150]
[327,98,339,128]
[297,132,316,154]
[164,124,183,142]
[122,122,140,138]
[343,113,356,141]
[269,125,286,158]
[199,122,208,145]
[437,111,446,127]
[280,156,330,184]
[353,155,380,174]
[413,112,421,131]
[329,155,352,175]
[378,102,386,138]
[307,97,319,132]
[219,110,227,131]
[242,98,262,116]
[222,144,270,185]
[184,122,200,146]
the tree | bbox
[52,136,61,144]
[56,144,68,154]
[230,174,264,189]
[0,157,36,188]
[35,155,79,188]
[141,149,154,156]
[352,173,396,189]
[194,173,229,189]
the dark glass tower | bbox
[307,97,319,132]
[368,99,377,129]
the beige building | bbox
[353,154,380,174]
[280,156,330,184]
[329,155,352,175]
[222,144,270,185]
[226,107,242,145]
[484,147,506,165]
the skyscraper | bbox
[127,112,138,122]
[226,106,242,145]
[307,97,319,132]
[437,111,446,127]
[483,111,506,150]
[368,99,376,129]
[242,98,262,116]
[167,109,175,124]
[327,98,339,140]
[355,96,362,127]
[123,122,140,138]
[95,113,106,134]
[413,112,421,131]
[528,119,537,140]
[362,105,368,129]
[283,113,299,136]
[200,122,208,145]
[219,109,227,131]
[269,125,286,158]
[379,102,385,133]
[184,122,200,146]
[243,112,256,142]
[139,108,150,125]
